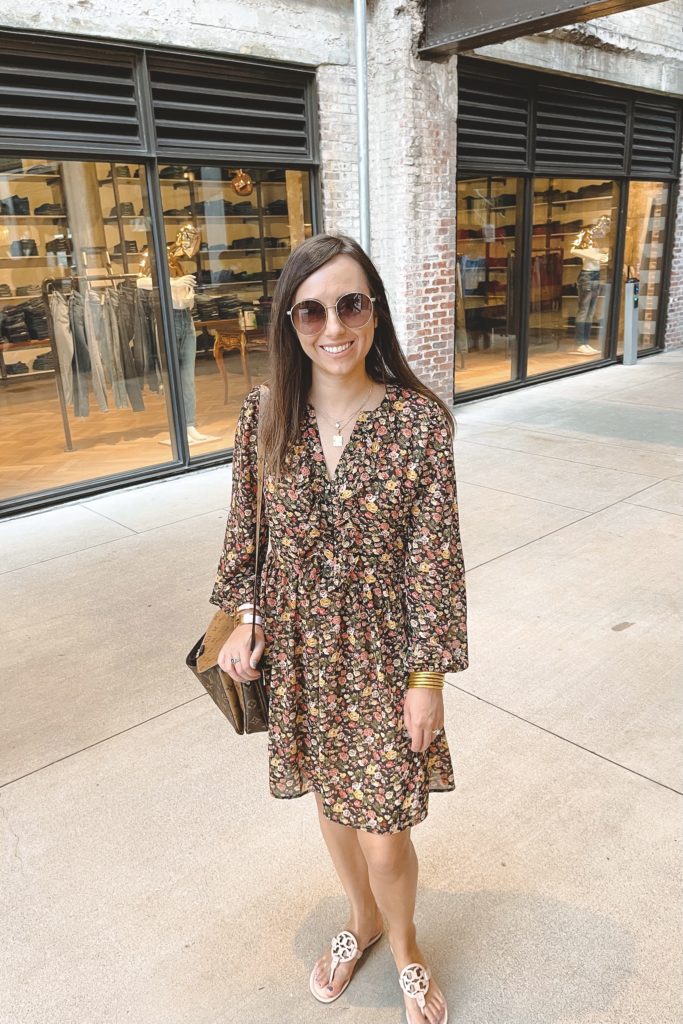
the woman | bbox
[211,234,468,1024]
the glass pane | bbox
[455,175,522,393]
[155,164,312,456]
[617,181,670,356]
[527,177,619,377]
[0,159,173,504]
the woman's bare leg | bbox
[357,828,447,1024]
[311,792,384,997]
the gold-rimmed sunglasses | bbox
[287,291,376,335]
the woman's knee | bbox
[358,829,412,878]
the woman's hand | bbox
[218,623,265,684]
[404,688,444,753]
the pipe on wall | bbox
[354,0,371,254]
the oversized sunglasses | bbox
[287,291,376,335]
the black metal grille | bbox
[631,102,680,177]
[457,73,529,167]
[535,88,628,172]
[0,45,141,150]
[148,59,310,158]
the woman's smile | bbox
[319,338,356,356]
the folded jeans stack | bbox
[0,283,13,297]
[109,203,135,217]
[6,361,29,374]
[0,195,30,215]
[1,305,31,343]
[46,237,72,255]
[195,297,220,321]
[113,240,138,255]
[10,238,39,257]
[24,299,49,339]
[35,202,65,216]
[217,297,242,318]
[33,352,56,371]
[231,236,260,250]
[266,199,288,215]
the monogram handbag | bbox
[185,385,270,734]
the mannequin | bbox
[138,223,219,445]
[570,214,611,355]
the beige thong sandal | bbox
[309,927,383,1004]
[399,961,448,1024]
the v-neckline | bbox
[308,383,393,485]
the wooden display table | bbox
[193,318,268,403]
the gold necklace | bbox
[311,381,376,447]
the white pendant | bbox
[332,434,344,447]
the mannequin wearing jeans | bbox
[570,215,611,356]
[137,223,218,445]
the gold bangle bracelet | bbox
[407,673,444,684]
[408,683,444,689]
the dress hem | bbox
[269,780,456,835]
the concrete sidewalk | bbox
[2,352,682,1024]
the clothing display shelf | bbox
[159,172,292,302]
[0,164,73,382]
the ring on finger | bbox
[230,656,241,665]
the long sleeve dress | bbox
[210,381,468,834]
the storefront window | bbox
[153,164,312,457]
[617,181,670,356]
[0,160,313,503]
[455,175,522,393]
[526,178,619,376]
[0,158,172,502]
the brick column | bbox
[365,1,458,404]
[317,64,360,241]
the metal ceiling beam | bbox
[421,0,664,56]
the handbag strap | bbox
[249,383,269,650]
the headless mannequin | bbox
[138,224,219,445]
[569,215,611,355]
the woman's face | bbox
[290,254,378,379]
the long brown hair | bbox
[260,233,455,481]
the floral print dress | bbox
[210,381,468,834]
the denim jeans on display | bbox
[68,292,93,418]
[575,270,601,345]
[112,286,146,413]
[81,293,110,413]
[47,291,74,406]
[174,307,197,428]
[100,290,130,409]
[139,290,163,394]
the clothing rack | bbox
[42,272,141,452]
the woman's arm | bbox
[402,401,468,752]
[210,387,269,619]
[404,402,468,676]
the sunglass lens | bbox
[292,299,326,334]
[337,292,372,328]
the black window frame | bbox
[454,57,682,404]
[0,30,320,519]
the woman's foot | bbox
[392,942,448,1024]
[310,909,384,1000]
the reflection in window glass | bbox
[0,158,173,503]
[154,165,312,458]
[617,181,669,355]
[527,178,619,377]
[454,175,521,394]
